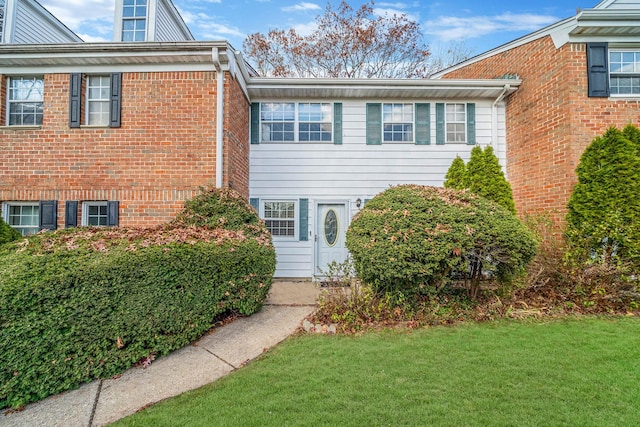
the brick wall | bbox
[443,36,640,225]
[223,72,250,197]
[0,71,224,228]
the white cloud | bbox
[41,0,114,29]
[425,12,559,42]
[292,21,318,36]
[77,33,110,43]
[282,2,321,12]
[377,2,408,8]
[198,22,246,39]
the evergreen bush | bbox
[565,126,640,268]
[346,185,536,298]
[0,188,276,409]
[0,218,21,245]
[443,146,515,213]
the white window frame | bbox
[609,49,640,96]
[261,200,297,239]
[383,103,414,142]
[2,202,39,236]
[82,201,108,226]
[86,75,111,126]
[0,0,5,44]
[260,102,333,143]
[6,76,44,126]
[122,0,147,42]
[445,103,467,144]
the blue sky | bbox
[41,0,596,55]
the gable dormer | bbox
[113,0,193,42]
[0,0,81,44]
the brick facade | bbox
[223,73,250,197]
[443,36,640,225]
[0,69,248,229]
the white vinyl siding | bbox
[154,0,192,41]
[11,0,81,43]
[250,99,507,277]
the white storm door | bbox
[316,203,348,276]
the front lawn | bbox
[114,317,640,426]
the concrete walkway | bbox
[1,280,319,427]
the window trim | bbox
[445,103,467,144]
[382,103,414,142]
[608,48,640,97]
[6,76,44,127]
[85,75,111,127]
[2,201,39,236]
[259,102,334,143]
[261,200,298,240]
[121,0,148,42]
[81,201,109,227]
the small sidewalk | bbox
[1,280,319,427]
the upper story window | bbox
[86,76,111,126]
[122,0,147,41]
[383,103,413,142]
[260,102,332,143]
[0,0,5,44]
[446,103,467,143]
[7,76,44,126]
[609,50,640,95]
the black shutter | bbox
[109,72,122,128]
[65,201,78,228]
[69,73,82,128]
[587,42,610,97]
[250,103,260,144]
[39,200,58,231]
[107,201,119,226]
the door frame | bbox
[314,200,350,278]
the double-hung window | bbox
[609,50,640,95]
[3,202,39,236]
[7,77,44,126]
[122,0,147,41]
[383,103,413,142]
[260,102,332,142]
[263,201,296,237]
[86,76,111,126]
[0,0,5,43]
[82,202,108,226]
[445,103,467,143]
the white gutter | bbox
[492,84,511,175]
[212,48,226,188]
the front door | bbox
[316,203,348,277]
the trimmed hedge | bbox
[0,217,21,245]
[346,185,536,297]
[0,188,276,409]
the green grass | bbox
[114,317,640,426]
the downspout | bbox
[491,84,510,152]
[212,48,225,189]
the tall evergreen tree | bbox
[566,126,640,267]
[443,155,468,190]
[466,146,516,213]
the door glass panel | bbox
[324,209,338,246]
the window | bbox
[260,103,332,142]
[3,202,39,236]
[7,77,44,126]
[383,103,413,142]
[609,50,640,95]
[86,76,110,126]
[263,201,296,237]
[122,0,147,42]
[82,202,108,226]
[446,103,466,143]
[0,0,5,44]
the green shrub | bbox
[0,188,276,409]
[346,185,536,298]
[443,155,468,190]
[565,126,640,268]
[0,217,21,245]
[443,146,516,213]
[173,187,262,235]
